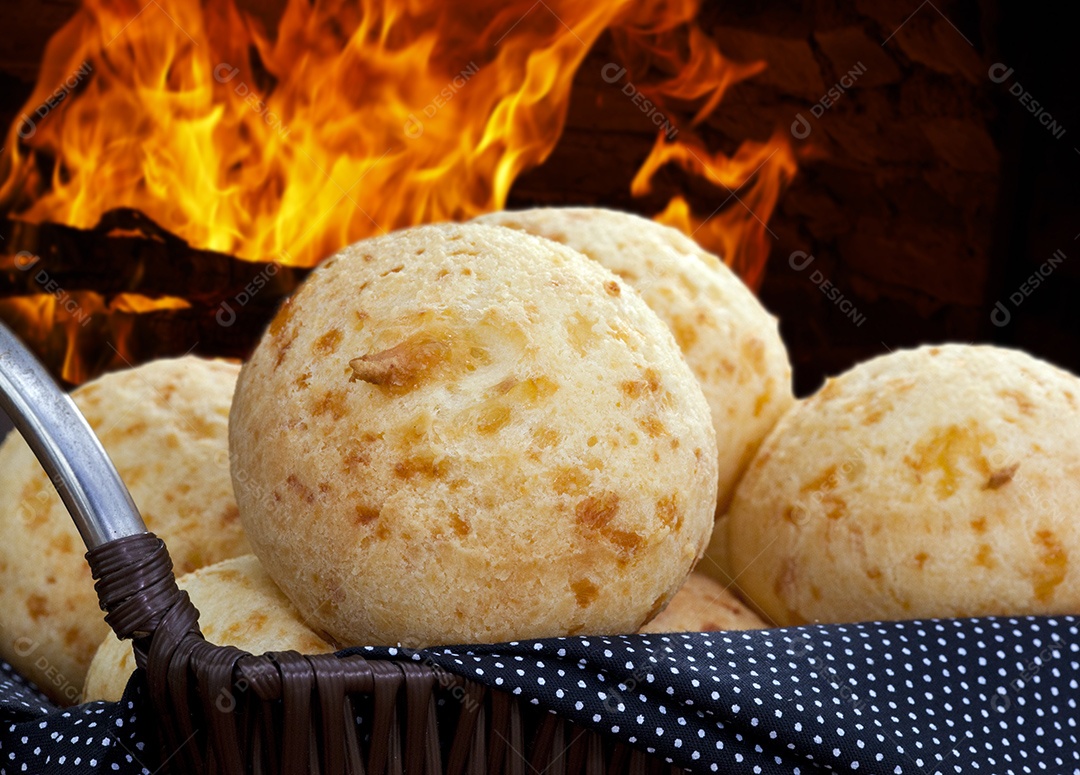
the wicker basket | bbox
[0,322,683,775]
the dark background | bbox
[0,0,1077,401]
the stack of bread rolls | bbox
[2,207,1076,707]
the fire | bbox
[0,293,190,384]
[1,0,794,279]
[632,131,798,291]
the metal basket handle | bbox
[0,321,147,548]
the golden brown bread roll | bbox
[472,208,793,584]
[83,555,332,702]
[473,208,794,515]
[230,222,719,648]
[728,344,1080,625]
[640,573,768,633]
[0,357,246,703]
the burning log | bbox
[0,209,308,385]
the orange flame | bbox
[1,0,794,281]
[632,131,798,290]
[0,293,190,384]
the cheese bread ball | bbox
[729,344,1080,625]
[0,357,246,703]
[83,555,332,702]
[640,572,768,633]
[472,208,793,578]
[230,222,718,647]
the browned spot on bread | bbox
[914,552,928,569]
[1032,530,1068,601]
[621,380,646,399]
[999,389,1035,415]
[49,532,74,554]
[295,371,311,390]
[576,492,620,529]
[801,465,838,494]
[26,593,48,621]
[604,280,620,296]
[565,312,598,355]
[274,329,299,369]
[905,422,995,499]
[554,467,590,496]
[380,265,404,276]
[532,427,559,448]
[741,337,767,375]
[286,474,315,504]
[863,407,887,425]
[798,465,847,520]
[637,415,665,438]
[671,316,698,351]
[974,544,995,568]
[222,504,240,524]
[477,405,512,435]
[571,578,599,608]
[449,514,471,537]
[866,567,882,579]
[605,529,644,555]
[313,390,348,420]
[355,504,380,525]
[655,494,681,530]
[643,368,661,392]
[984,463,1019,490]
[314,328,344,355]
[342,444,371,473]
[970,517,987,533]
[63,626,81,648]
[393,453,448,480]
[753,386,772,418]
[350,338,450,392]
[269,296,295,339]
[506,377,558,403]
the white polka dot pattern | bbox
[1,618,1078,774]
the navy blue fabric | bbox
[2,616,1078,774]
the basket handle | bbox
[0,321,147,548]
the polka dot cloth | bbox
[0,663,155,775]
[2,617,1078,774]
